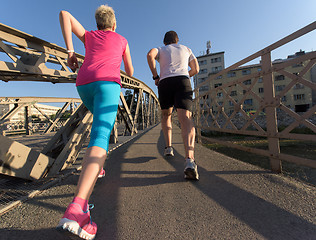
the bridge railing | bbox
[194,21,316,173]
[0,22,160,133]
[0,22,160,180]
[0,97,82,136]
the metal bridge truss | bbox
[0,97,82,135]
[194,21,316,172]
[0,23,160,180]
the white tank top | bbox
[155,43,196,80]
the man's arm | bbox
[147,48,160,85]
[188,58,199,77]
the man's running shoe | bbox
[98,168,105,178]
[57,202,97,240]
[184,158,199,180]
[164,146,174,157]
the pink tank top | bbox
[76,30,127,86]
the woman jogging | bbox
[57,5,133,239]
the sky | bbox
[1,0,316,102]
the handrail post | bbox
[24,106,30,135]
[194,88,202,143]
[261,52,281,173]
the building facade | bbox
[193,51,225,93]
[194,50,315,115]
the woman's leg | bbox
[57,81,121,238]
[75,81,121,201]
[75,146,107,200]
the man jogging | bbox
[147,31,200,180]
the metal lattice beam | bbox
[194,21,316,172]
[0,23,160,180]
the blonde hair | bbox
[95,5,116,30]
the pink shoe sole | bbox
[56,203,97,239]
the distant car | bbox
[246,110,265,116]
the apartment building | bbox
[195,50,315,115]
[193,51,225,92]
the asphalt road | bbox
[1,124,316,240]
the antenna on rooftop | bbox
[206,40,211,54]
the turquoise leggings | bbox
[77,81,121,152]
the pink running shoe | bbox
[57,202,97,240]
[98,168,105,178]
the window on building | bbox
[242,69,251,75]
[275,75,285,81]
[217,92,223,98]
[198,77,206,83]
[244,99,253,105]
[229,100,234,106]
[199,69,208,75]
[199,60,207,65]
[214,83,222,88]
[294,94,305,100]
[218,101,223,106]
[294,83,304,89]
[211,57,221,63]
[275,85,285,91]
[199,86,209,92]
[230,90,237,96]
[216,75,222,79]
[212,66,222,73]
[293,62,303,68]
[258,77,263,83]
[243,90,247,95]
[281,96,287,102]
[257,67,262,72]
[258,88,264,93]
[227,71,236,78]
[243,79,251,85]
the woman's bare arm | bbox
[123,43,134,77]
[59,10,85,71]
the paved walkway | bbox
[0,124,315,240]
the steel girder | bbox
[0,23,160,180]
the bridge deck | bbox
[0,124,315,239]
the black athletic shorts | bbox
[158,75,193,111]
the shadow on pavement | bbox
[156,129,316,239]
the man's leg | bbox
[161,107,173,148]
[177,108,199,180]
[176,108,195,159]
